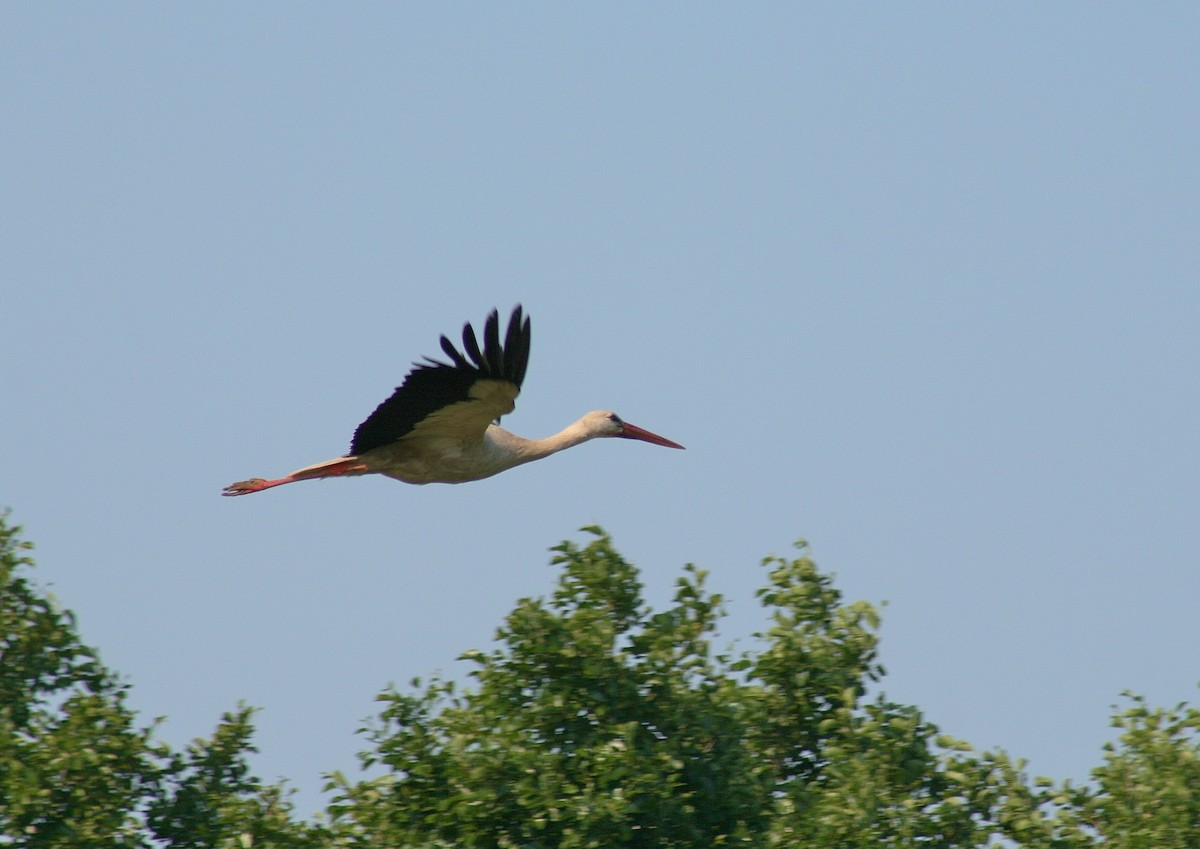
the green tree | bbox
[1027,693,1200,849]
[5,510,1200,847]
[328,528,770,847]
[0,511,153,845]
[326,530,1012,846]
[327,529,1200,848]
[0,511,324,848]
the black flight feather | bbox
[508,312,530,387]
[484,309,503,375]
[438,335,469,369]
[350,306,532,456]
[462,320,484,369]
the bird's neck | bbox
[487,419,596,464]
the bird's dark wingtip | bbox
[349,306,535,455]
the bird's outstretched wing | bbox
[350,306,532,455]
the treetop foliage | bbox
[2,512,1198,847]
[0,511,323,848]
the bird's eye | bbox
[608,413,623,425]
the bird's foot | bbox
[222,478,270,496]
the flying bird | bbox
[222,305,683,496]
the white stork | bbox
[222,305,683,496]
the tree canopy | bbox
[1,512,1197,847]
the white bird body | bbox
[223,308,682,496]
[287,411,624,486]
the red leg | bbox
[222,476,296,496]
[222,458,368,496]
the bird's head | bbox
[581,410,685,449]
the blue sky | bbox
[3,3,1197,819]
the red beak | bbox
[618,422,685,449]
